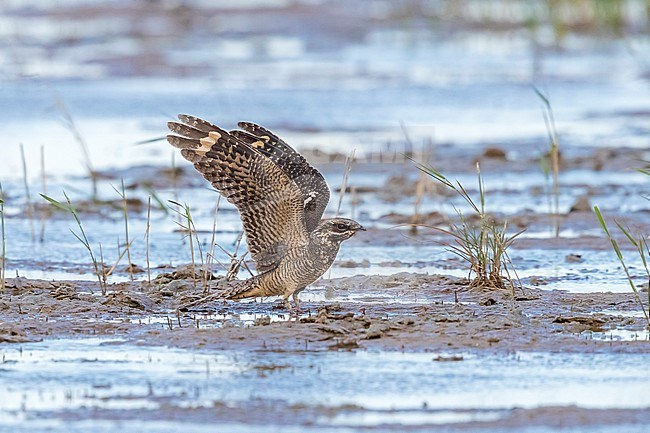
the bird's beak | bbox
[356,225,366,232]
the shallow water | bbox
[3,202,645,294]
[1,1,649,299]
[1,338,649,431]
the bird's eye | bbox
[335,223,348,231]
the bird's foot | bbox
[286,304,301,318]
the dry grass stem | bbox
[53,92,98,199]
[145,196,152,285]
[410,139,434,235]
[203,196,221,292]
[20,143,35,242]
[113,180,134,280]
[39,145,47,242]
[98,243,107,289]
[534,87,561,237]
[225,232,252,281]
[104,238,135,278]
[335,150,355,218]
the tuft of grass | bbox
[415,161,523,291]
[40,192,107,294]
[534,86,561,237]
[0,184,5,292]
[594,206,650,328]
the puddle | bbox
[136,311,303,329]
[598,309,648,319]
[583,329,650,342]
[322,409,506,427]
[0,338,242,422]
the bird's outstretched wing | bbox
[230,122,330,232]
[167,114,312,273]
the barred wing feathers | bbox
[167,114,315,273]
[231,122,330,232]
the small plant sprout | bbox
[594,206,650,328]
[169,200,203,288]
[534,86,561,237]
[415,161,523,291]
[0,183,6,292]
[40,192,107,294]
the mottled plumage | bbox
[167,115,364,311]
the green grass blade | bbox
[40,193,73,212]
[593,206,612,237]
[143,186,169,214]
[533,85,550,108]
[614,220,639,247]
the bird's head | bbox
[315,218,366,243]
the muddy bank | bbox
[1,270,647,353]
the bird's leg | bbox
[292,292,302,314]
[282,294,294,316]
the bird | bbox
[166,114,365,313]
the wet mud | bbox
[1,269,647,353]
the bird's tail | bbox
[221,274,273,300]
[179,274,275,311]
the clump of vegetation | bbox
[594,206,650,329]
[415,162,523,291]
[40,192,107,294]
